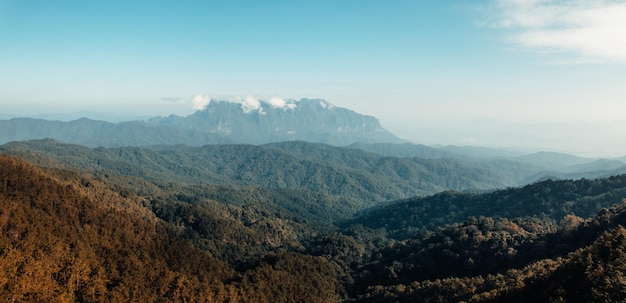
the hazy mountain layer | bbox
[353,142,626,184]
[149,99,405,145]
[0,99,404,147]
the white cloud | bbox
[241,95,264,114]
[319,100,334,109]
[493,0,626,63]
[191,94,211,110]
[191,95,298,113]
[268,97,286,108]
[268,97,297,110]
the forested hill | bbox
[349,175,626,238]
[0,154,345,301]
[0,139,541,206]
[5,151,626,301]
[0,155,225,300]
[346,142,521,159]
[349,202,626,302]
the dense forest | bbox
[3,141,626,302]
[349,176,626,238]
[4,139,624,207]
[0,155,342,302]
[0,139,539,203]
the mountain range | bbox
[3,102,626,194]
[3,99,626,301]
[3,142,626,301]
[0,99,404,147]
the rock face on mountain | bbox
[0,98,404,147]
[147,98,405,145]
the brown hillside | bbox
[0,155,343,302]
[0,155,235,302]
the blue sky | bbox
[1,0,626,156]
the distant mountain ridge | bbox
[148,99,404,145]
[0,98,404,147]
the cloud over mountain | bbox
[191,94,211,110]
[190,95,298,113]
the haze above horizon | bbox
[1,0,625,157]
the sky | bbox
[1,0,626,157]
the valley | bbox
[2,135,626,301]
[2,101,626,302]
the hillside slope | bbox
[349,175,626,238]
[4,152,626,302]
[1,139,550,207]
[0,155,233,301]
[0,155,343,302]
[350,202,626,302]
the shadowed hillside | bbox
[349,202,626,302]
[349,175,626,238]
